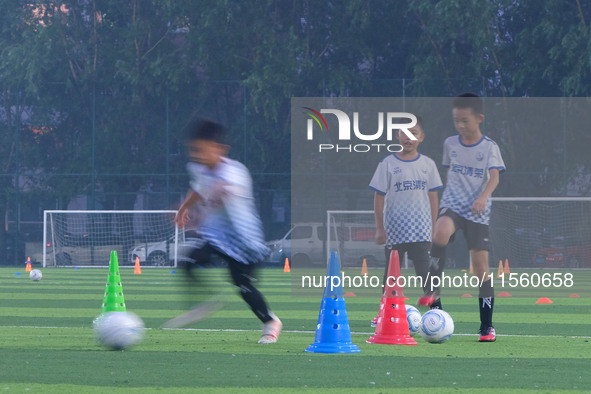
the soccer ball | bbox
[93,311,145,350]
[30,269,42,281]
[405,304,422,335]
[419,309,454,343]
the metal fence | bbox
[2,79,589,265]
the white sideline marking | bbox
[3,325,591,339]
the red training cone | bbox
[367,250,417,345]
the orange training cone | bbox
[536,297,553,304]
[497,260,504,278]
[503,259,510,275]
[367,250,417,345]
[25,257,32,272]
[361,258,368,275]
[283,257,290,273]
[134,256,142,275]
[469,260,474,275]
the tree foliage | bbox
[1,0,591,258]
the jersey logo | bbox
[476,152,484,161]
[450,150,457,158]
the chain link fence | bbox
[2,79,587,265]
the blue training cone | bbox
[305,251,361,353]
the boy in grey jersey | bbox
[419,94,505,342]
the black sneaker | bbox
[430,298,442,310]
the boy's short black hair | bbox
[184,118,226,144]
[452,93,483,115]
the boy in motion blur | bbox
[174,118,282,344]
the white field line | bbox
[3,325,591,339]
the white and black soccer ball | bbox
[405,304,422,335]
[30,269,42,281]
[93,311,145,350]
[419,309,454,343]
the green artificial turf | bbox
[0,267,589,393]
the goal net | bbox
[490,197,591,269]
[326,210,387,268]
[43,210,179,267]
[328,198,591,270]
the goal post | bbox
[326,210,400,269]
[327,197,591,270]
[43,210,179,268]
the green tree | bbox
[2,0,591,261]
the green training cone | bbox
[101,251,127,313]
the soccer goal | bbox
[326,210,388,268]
[43,210,179,268]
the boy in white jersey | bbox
[369,116,443,326]
[419,93,505,342]
[174,118,282,344]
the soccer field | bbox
[1,266,589,393]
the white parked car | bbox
[266,222,383,267]
[129,230,208,266]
